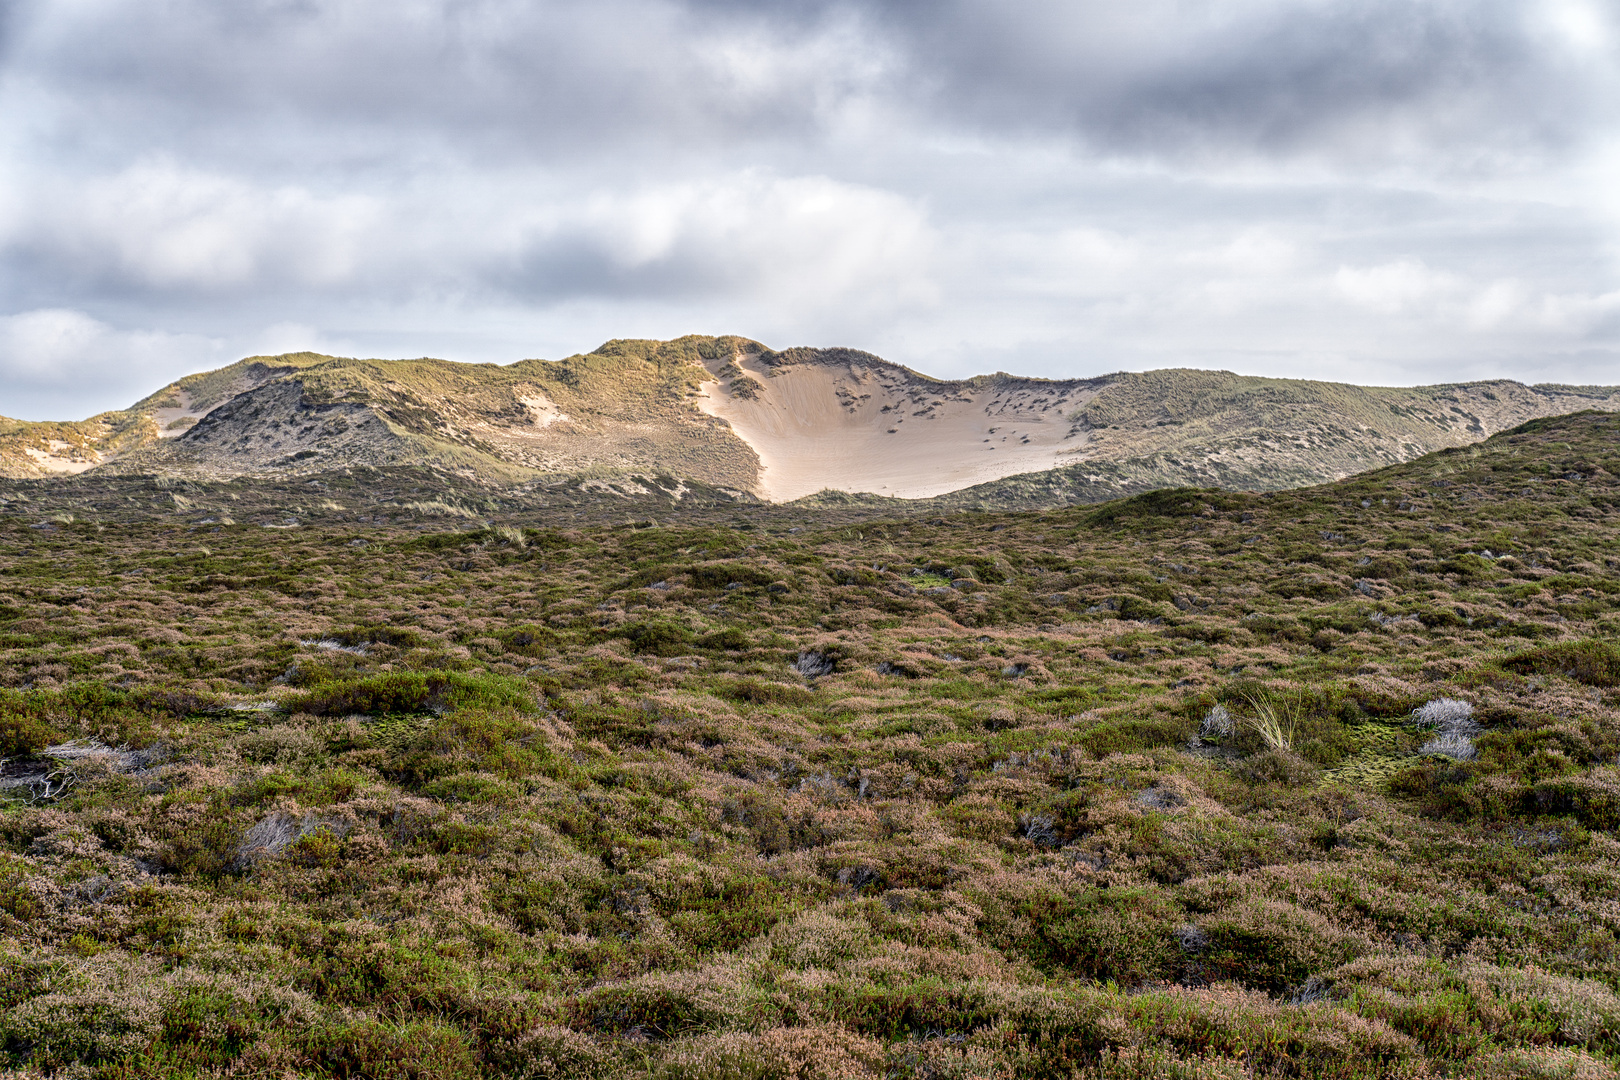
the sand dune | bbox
[696,354,1102,501]
[23,440,100,474]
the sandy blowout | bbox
[696,354,1101,501]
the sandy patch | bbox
[23,441,100,474]
[695,354,1102,501]
[150,389,212,437]
[518,390,571,428]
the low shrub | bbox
[288,671,534,716]
[389,710,552,784]
[156,986,269,1070]
[1500,640,1620,687]
[0,993,161,1071]
[495,623,559,656]
[329,623,424,649]
[1112,595,1169,621]
[612,619,696,656]
[1200,898,1366,992]
[570,969,755,1038]
[1084,487,1241,527]
[721,678,814,706]
[993,885,1181,984]
[0,710,62,758]
[655,869,805,954]
[688,564,776,589]
[696,627,751,652]
[301,1019,478,1080]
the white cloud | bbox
[9,159,380,291]
[496,171,941,319]
[0,0,1615,413]
[1334,259,1461,315]
[0,307,224,418]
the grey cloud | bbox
[1,0,1618,421]
[9,1,1613,175]
[7,0,889,165]
[683,0,1617,164]
[909,2,1611,167]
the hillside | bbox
[0,412,1618,1077]
[3,337,1617,504]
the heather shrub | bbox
[570,966,758,1038]
[1199,898,1367,992]
[1526,766,1620,830]
[810,975,1014,1041]
[989,884,1181,984]
[650,863,807,955]
[689,564,776,589]
[289,670,533,715]
[329,623,425,649]
[1473,1047,1620,1079]
[767,907,875,969]
[696,627,752,652]
[498,1024,614,1080]
[0,680,192,751]
[1235,749,1320,786]
[1501,639,1620,687]
[720,678,814,706]
[1072,1045,1251,1079]
[612,619,697,655]
[300,1018,478,1080]
[3,410,1620,1078]
[0,970,165,1072]
[154,806,248,878]
[1119,984,1421,1079]
[1076,713,1193,756]
[496,623,560,656]
[0,709,61,758]
[652,1027,886,1080]
[938,794,1016,842]
[153,982,301,1072]
[1339,956,1620,1057]
[0,954,84,1011]
[237,724,327,769]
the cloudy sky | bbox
[2,0,1618,420]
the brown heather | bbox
[0,411,1617,1076]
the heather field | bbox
[2,413,1619,1078]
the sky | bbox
[2,0,1619,420]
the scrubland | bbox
[1,413,1619,1078]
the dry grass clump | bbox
[1235,692,1300,753]
[0,411,1618,1076]
[1410,696,1481,761]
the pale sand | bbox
[516,390,571,428]
[150,390,213,437]
[24,441,100,474]
[696,355,1102,501]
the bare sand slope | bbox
[696,354,1103,500]
[150,390,214,438]
[23,440,100,474]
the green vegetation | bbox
[0,412,1618,1076]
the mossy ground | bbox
[1,413,1619,1077]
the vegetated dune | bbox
[3,336,1618,506]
